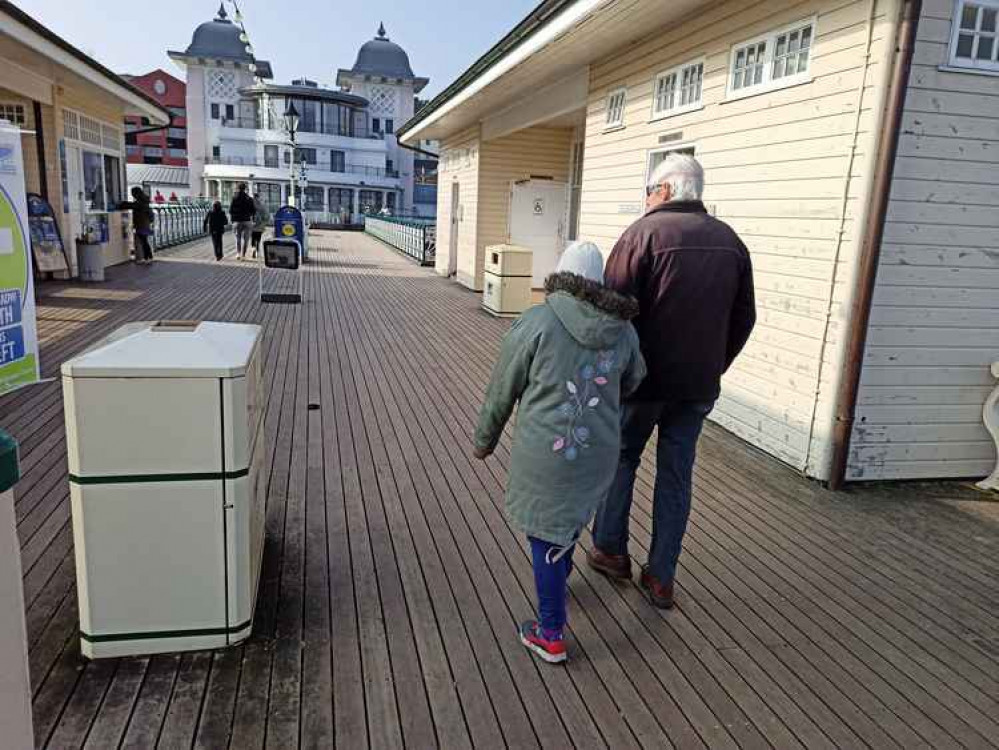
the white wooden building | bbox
[399,0,999,486]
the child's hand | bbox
[473,446,492,460]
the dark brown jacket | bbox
[604,200,755,402]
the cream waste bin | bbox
[61,320,265,658]
[482,244,533,318]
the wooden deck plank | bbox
[3,232,997,750]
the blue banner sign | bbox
[0,325,25,366]
[0,288,22,328]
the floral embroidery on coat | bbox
[553,350,617,461]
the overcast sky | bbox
[13,0,538,98]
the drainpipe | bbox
[827,0,922,490]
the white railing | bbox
[363,215,436,266]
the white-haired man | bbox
[587,153,756,609]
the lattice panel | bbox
[207,70,238,101]
[369,86,396,115]
[62,109,79,140]
[78,114,103,146]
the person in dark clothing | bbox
[229,183,256,260]
[587,153,756,610]
[119,187,155,264]
[203,202,229,261]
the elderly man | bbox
[587,153,756,609]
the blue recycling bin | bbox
[274,206,307,262]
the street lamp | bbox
[283,101,299,207]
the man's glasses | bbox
[645,185,658,197]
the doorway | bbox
[448,182,459,277]
[509,179,568,288]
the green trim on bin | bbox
[69,467,249,485]
[0,429,20,493]
[80,618,253,643]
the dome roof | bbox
[349,24,415,79]
[184,4,253,62]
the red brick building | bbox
[122,69,187,165]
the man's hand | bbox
[473,445,492,460]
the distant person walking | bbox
[203,202,229,261]
[229,183,256,260]
[588,153,756,609]
[474,241,645,664]
[250,193,269,259]
[120,187,155,265]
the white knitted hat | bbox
[557,240,604,283]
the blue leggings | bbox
[529,537,575,635]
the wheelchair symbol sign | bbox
[533,198,544,215]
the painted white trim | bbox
[725,16,818,101]
[401,0,611,142]
[0,11,167,123]
[604,86,628,129]
[649,57,707,121]
[947,0,999,72]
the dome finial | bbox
[216,2,228,20]
[377,22,387,39]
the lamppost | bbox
[283,101,299,207]
[298,159,309,211]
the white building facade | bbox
[170,11,427,222]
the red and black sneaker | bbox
[519,620,567,664]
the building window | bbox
[950,1,999,70]
[224,104,235,121]
[212,145,221,160]
[330,150,345,172]
[729,19,815,97]
[372,117,381,133]
[304,186,325,210]
[284,149,291,165]
[294,147,317,165]
[386,158,394,174]
[0,104,26,126]
[651,60,704,119]
[82,151,106,210]
[256,183,282,210]
[264,145,279,168]
[328,187,353,214]
[604,88,627,129]
[359,189,382,214]
[211,103,220,119]
[103,154,122,208]
[385,119,394,134]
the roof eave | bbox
[0,0,169,124]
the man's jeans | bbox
[592,400,714,583]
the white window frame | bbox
[604,87,627,130]
[726,17,817,101]
[650,59,706,121]
[62,108,125,215]
[0,103,27,126]
[948,0,999,72]
[641,141,698,205]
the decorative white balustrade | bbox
[363,215,436,266]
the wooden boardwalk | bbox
[4,231,998,750]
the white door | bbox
[448,182,460,277]
[65,143,84,249]
[509,180,568,287]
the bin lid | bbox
[61,321,262,378]
[485,244,532,255]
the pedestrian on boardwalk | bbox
[119,187,155,265]
[474,241,646,664]
[250,193,269,259]
[203,201,229,261]
[229,183,256,260]
[587,153,756,609]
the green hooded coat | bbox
[475,272,646,547]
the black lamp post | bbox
[283,101,300,206]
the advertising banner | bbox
[0,123,39,395]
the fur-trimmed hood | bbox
[544,272,639,350]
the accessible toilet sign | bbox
[0,123,39,395]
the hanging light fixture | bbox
[239,32,248,43]
[245,44,254,55]
[248,63,257,73]
[283,101,300,136]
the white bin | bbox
[482,244,533,318]
[61,320,265,658]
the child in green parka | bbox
[474,241,646,663]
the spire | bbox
[377,22,388,39]
[216,2,228,20]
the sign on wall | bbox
[0,124,40,395]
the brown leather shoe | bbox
[640,567,675,609]
[586,546,632,580]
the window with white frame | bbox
[730,19,815,96]
[605,88,627,128]
[950,0,999,70]
[652,61,704,119]
[0,104,26,126]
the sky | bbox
[12,0,539,99]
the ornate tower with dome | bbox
[337,24,429,214]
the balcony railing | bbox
[205,156,399,179]
[364,215,436,266]
[216,116,383,140]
